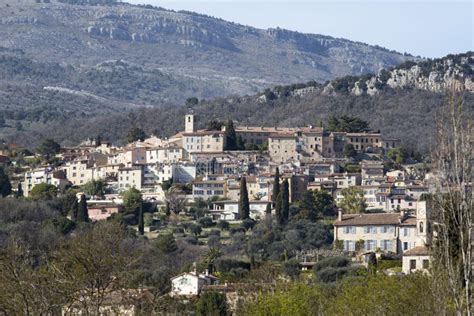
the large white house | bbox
[170,270,219,296]
[333,201,431,255]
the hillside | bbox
[1,52,472,153]
[0,0,413,105]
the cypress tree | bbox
[16,182,24,198]
[272,167,280,207]
[239,177,250,220]
[275,192,283,225]
[236,135,245,150]
[0,167,12,198]
[138,202,144,235]
[77,194,89,222]
[71,198,79,222]
[265,202,272,215]
[225,120,237,150]
[281,179,290,224]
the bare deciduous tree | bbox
[165,187,187,216]
[431,91,473,315]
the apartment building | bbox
[146,146,185,164]
[192,180,226,199]
[118,166,143,190]
[23,168,68,196]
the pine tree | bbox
[272,167,280,207]
[16,182,23,198]
[0,167,12,198]
[239,177,250,220]
[138,202,144,235]
[225,120,237,150]
[77,194,89,222]
[281,179,290,224]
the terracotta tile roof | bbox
[399,217,417,226]
[403,246,430,256]
[268,132,297,139]
[334,213,402,226]
[182,130,224,136]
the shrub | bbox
[214,258,251,273]
[185,236,199,245]
[207,235,221,248]
[377,259,402,271]
[241,218,256,231]
[314,256,350,272]
[196,291,228,316]
[315,266,355,283]
[122,213,137,226]
[208,229,221,236]
[198,216,214,228]
[230,227,246,235]
[216,220,230,230]
[282,259,300,280]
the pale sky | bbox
[124,0,473,58]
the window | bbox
[366,240,376,251]
[343,226,356,234]
[364,226,377,234]
[410,259,416,270]
[419,222,424,233]
[403,228,409,237]
[422,259,429,269]
[381,240,392,251]
[344,240,355,251]
[403,242,409,251]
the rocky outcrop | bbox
[257,53,473,102]
[330,54,474,95]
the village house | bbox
[361,160,385,185]
[181,114,226,153]
[268,133,298,163]
[108,147,147,167]
[211,200,271,221]
[346,133,400,152]
[87,202,121,221]
[62,158,95,186]
[402,246,431,274]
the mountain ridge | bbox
[0,0,414,103]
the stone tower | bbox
[185,114,196,133]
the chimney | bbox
[192,262,197,275]
[205,269,209,276]
[338,208,343,221]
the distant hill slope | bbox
[1,52,472,153]
[0,0,414,104]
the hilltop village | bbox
[0,114,440,313]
